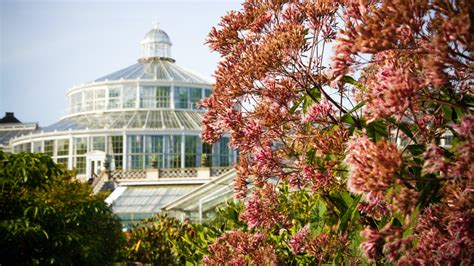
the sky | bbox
[0,0,243,126]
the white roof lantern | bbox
[140,20,173,61]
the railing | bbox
[91,171,108,194]
[210,167,233,177]
[110,169,146,180]
[110,166,233,180]
[159,168,198,178]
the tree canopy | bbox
[0,151,125,265]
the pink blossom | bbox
[453,115,474,139]
[422,144,447,175]
[203,230,277,266]
[302,99,334,123]
[345,134,401,194]
[358,191,389,220]
[360,228,383,261]
[239,183,287,229]
[364,65,420,121]
[289,224,310,255]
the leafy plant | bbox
[0,151,125,265]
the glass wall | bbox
[167,135,182,168]
[185,136,199,167]
[108,136,123,169]
[174,87,202,109]
[68,86,211,114]
[140,86,170,108]
[56,139,69,166]
[123,86,137,108]
[108,87,122,109]
[125,134,234,169]
[44,140,54,156]
[12,133,234,173]
[144,135,163,168]
[74,137,88,174]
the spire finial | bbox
[153,18,160,30]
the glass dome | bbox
[140,23,173,60]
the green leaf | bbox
[406,144,426,156]
[289,96,304,114]
[338,195,361,233]
[343,75,365,91]
[302,87,322,114]
[366,119,388,142]
[386,118,416,143]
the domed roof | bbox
[93,60,212,84]
[141,28,172,46]
[89,21,212,85]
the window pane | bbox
[185,136,198,167]
[167,135,181,168]
[44,140,54,156]
[94,89,106,110]
[128,155,143,169]
[141,87,156,108]
[91,136,105,151]
[123,86,137,108]
[33,141,42,153]
[174,87,188,109]
[156,87,170,108]
[145,135,163,153]
[127,135,143,153]
[74,137,88,155]
[57,139,69,156]
[204,89,212,98]
[71,92,82,113]
[114,155,123,169]
[108,136,123,154]
[219,137,230,166]
[75,157,86,174]
[108,87,122,109]
[57,157,68,167]
[84,91,94,111]
[189,88,201,109]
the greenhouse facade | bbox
[9,24,237,181]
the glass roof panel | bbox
[0,130,35,145]
[91,60,212,84]
[147,111,162,129]
[36,110,202,135]
[112,185,197,214]
[129,111,147,128]
[175,111,196,129]
[162,111,181,129]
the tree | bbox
[202,0,472,264]
[0,151,125,265]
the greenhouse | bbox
[10,24,237,181]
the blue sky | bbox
[0,0,242,125]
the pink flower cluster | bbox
[239,183,287,229]
[423,116,474,179]
[361,224,412,262]
[364,65,420,121]
[288,224,310,255]
[358,191,389,220]
[302,99,334,123]
[345,134,401,194]
[203,230,277,266]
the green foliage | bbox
[0,151,125,265]
[121,213,197,265]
